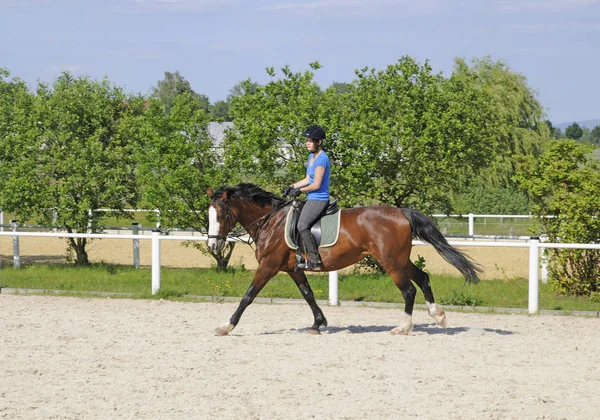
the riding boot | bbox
[299,229,322,271]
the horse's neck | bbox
[235,201,274,239]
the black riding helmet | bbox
[303,125,326,141]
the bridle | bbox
[208,197,292,250]
[207,199,234,242]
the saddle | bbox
[284,199,341,249]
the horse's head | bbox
[206,187,237,253]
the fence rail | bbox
[0,210,548,236]
[2,228,599,314]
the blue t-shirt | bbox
[306,151,330,201]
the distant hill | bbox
[555,119,600,130]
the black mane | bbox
[213,183,286,208]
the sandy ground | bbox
[0,235,530,280]
[0,294,598,420]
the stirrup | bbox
[305,259,322,271]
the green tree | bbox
[0,69,41,222]
[565,122,583,140]
[151,71,209,114]
[455,57,549,188]
[515,140,600,296]
[3,73,139,264]
[329,81,351,95]
[225,58,503,215]
[590,125,600,144]
[210,100,230,121]
[224,63,325,189]
[331,57,501,213]
[135,93,234,269]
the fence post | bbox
[540,235,548,284]
[87,209,92,234]
[52,210,58,233]
[468,213,474,238]
[151,229,161,295]
[528,237,540,314]
[155,210,161,229]
[329,270,339,306]
[0,209,4,232]
[132,223,140,269]
[12,220,21,269]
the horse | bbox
[206,183,480,336]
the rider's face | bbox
[306,138,320,153]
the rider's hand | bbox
[289,188,302,198]
[282,185,292,197]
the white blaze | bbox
[207,206,220,249]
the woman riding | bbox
[283,125,331,270]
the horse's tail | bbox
[401,208,481,283]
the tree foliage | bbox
[151,71,209,115]
[225,57,502,214]
[455,57,549,188]
[1,72,139,264]
[565,122,583,140]
[135,93,234,269]
[515,140,600,296]
[589,125,600,144]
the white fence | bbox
[2,230,599,314]
[0,210,543,235]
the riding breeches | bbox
[297,200,329,232]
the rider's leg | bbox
[296,200,328,270]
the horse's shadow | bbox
[279,324,515,336]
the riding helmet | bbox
[303,125,326,140]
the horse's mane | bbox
[214,183,286,208]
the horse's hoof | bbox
[390,326,411,335]
[307,328,321,335]
[215,324,234,336]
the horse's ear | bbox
[219,190,229,202]
[206,187,214,198]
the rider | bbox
[283,125,331,270]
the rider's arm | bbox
[292,174,310,189]
[300,166,325,192]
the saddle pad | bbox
[284,206,342,250]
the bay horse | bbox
[206,183,480,336]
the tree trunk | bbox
[68,237,89,265]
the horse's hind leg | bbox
[288,271,328,334]
[387,268,417,335]
[407,261,447,327]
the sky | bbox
[1,0,599,125]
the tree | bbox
[454,57,549,188]
[2,73,139,264]
[329,81,351,95]
[225,58,503,215]
[210,100,230,121]
[151,71,209,114]
[135,93,234,269]
[590,125,600,144]
[565,122,583,140]
[515,140,600,296]
[224,63,325,189]
[0,69,41,222]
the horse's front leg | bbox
[215,266,276,336]
[288,271,328,335]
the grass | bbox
[1,263,599,313]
